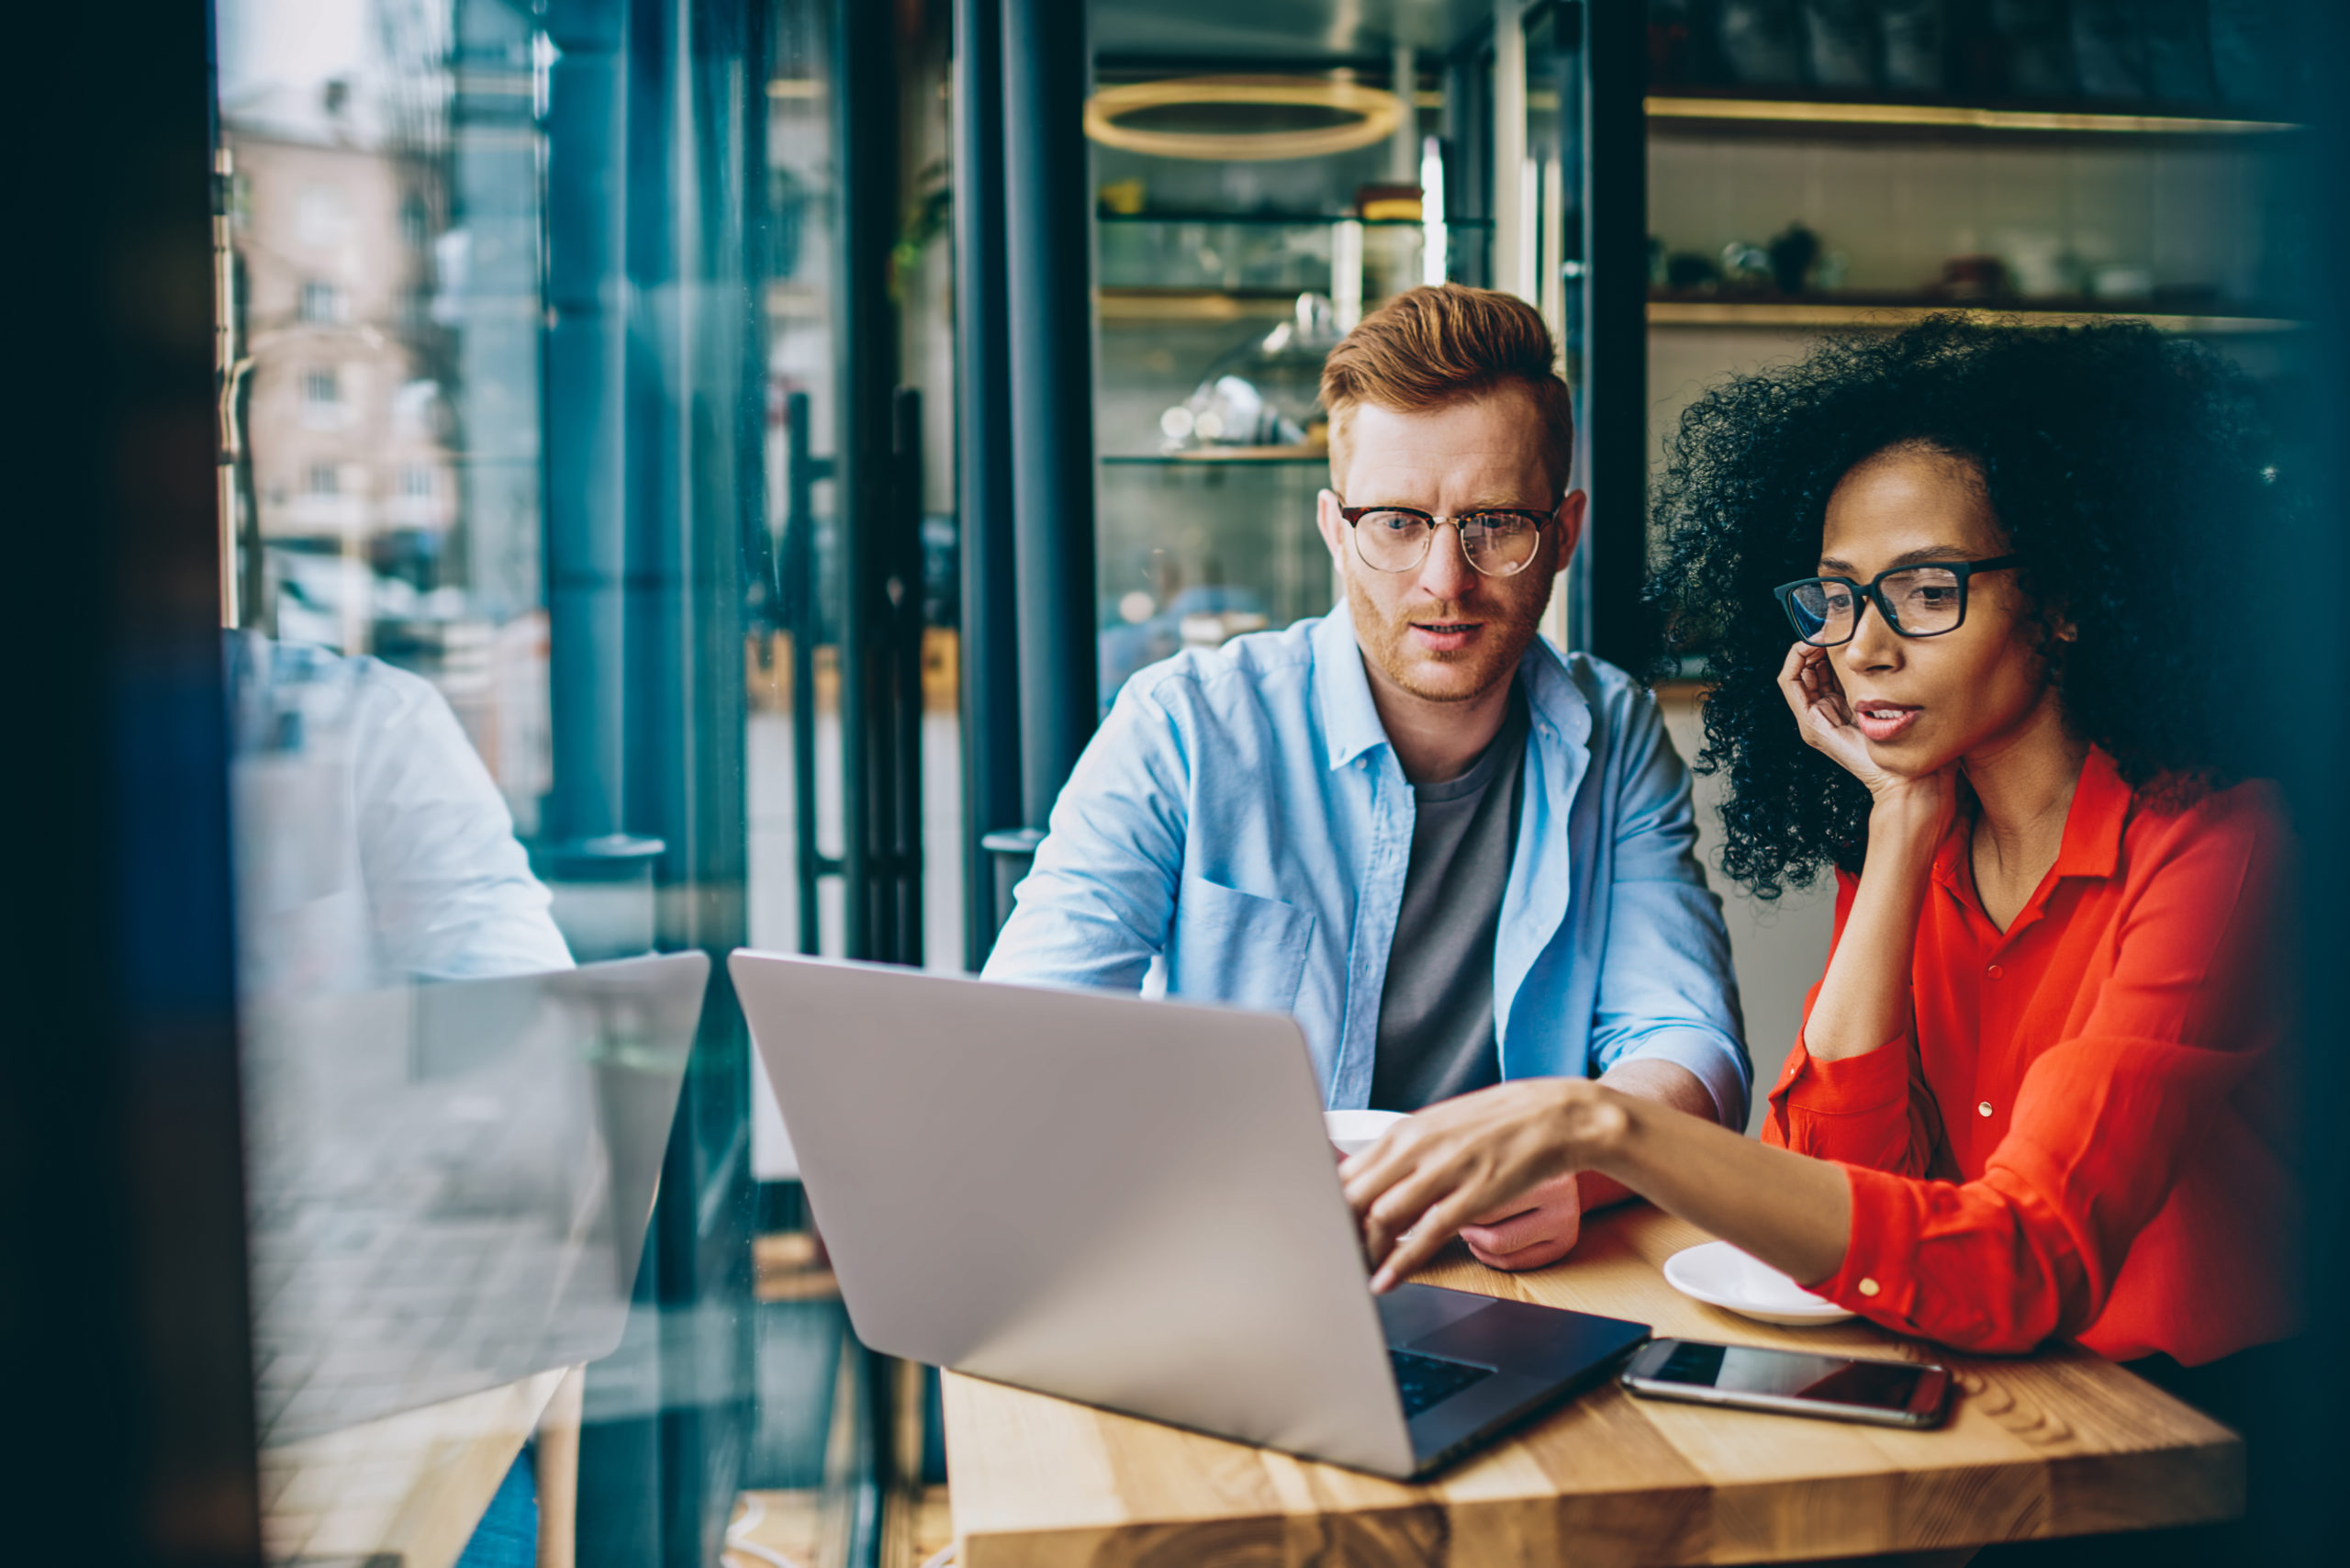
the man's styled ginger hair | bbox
[1319,284,1576,491]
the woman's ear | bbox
[2036,594,2079,644]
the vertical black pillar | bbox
[11,3,261,1561]
[1441,37,1493,286]
[1577,0,1651,668]
[1002,0,1100,833]
[1551,2,1595,648]
[954,0,1024,967]
[833,0,901,960]
[888,387,928,964]
[785,391,828,953]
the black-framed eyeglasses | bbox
[1335,501,1554,577]
[1773,555,2021,646]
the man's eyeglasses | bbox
[1335,501,1553,577]
[1773,555,2021,647]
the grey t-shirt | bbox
[1367,688,1530,1112]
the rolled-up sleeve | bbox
[1588,692,1751,1127]
[1762,872,1939,1175]
[981,679,1191,992]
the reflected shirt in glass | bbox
[983,606,1751,1123]
[227,632,573,998]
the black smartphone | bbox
[1620,1338,1952,1428]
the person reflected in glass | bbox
[1342,319,2295,1551]
[987,285,1749,1271]
[229,631,573,998]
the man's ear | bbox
[1550,490,1589,573]
[1315,487,1351,572]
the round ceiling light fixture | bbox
[1083,76,1404,162]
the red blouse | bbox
[1763,747,2298,1364]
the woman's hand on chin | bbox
[1777,643,1956,827]
[1338,1079,1624,1293]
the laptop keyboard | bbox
[1391,1348,1494,1417]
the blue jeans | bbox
[454,1442,537,1568]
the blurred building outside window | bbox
[298,280,347,323]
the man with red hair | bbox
[985,285,1745,1269]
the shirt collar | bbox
[2053,745,2132,880]
[1930,744,2133,894]
[1312,604,1390,770]
[1311,600,1593,772]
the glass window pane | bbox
[215,1,774,1559]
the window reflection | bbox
[220,0,550,840]
[226,631,571,999]
[241,952,704,1445]
[218,0,760,1561]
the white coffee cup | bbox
[1324,1109,1410,1159]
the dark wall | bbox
[2251,6,2350,1557]
[4,2,262,1562]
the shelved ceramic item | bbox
[1877,0,1948,92]
[2068,0,2147,99]
[1803,0,1877,91]
[2209,0,2297,107]
[1158,295,1344,455]
[2144,0,2219,102]
[1987,0,2074,97]
[1718,0,1807,87]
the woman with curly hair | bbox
[1341,317,2296,1460]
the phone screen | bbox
[1645,1339,1927,1411]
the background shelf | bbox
[1098,288,1305,322]
[1101,449,1326,465]
[1645,92,2300,141]
[1647,297,2303,334]
[1099,211,1488,229]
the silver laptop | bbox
[731,950,1649,1479]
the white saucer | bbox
[1662,1240,1857,1327]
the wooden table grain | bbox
[940,1205,2242,1566]
[260,1364,584,1568]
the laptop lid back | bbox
[731,951,1416,1476]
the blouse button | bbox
[1977,1101,1995,1118]
[1986,964,2004,980]
[1858,1278,1881,1297]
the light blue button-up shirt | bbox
[982,606,1751,1125]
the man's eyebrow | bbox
[1818,544,1982,574]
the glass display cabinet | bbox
[1084,3,1558,701]
[1638,0,2314,601]
[1082,2,2318,698]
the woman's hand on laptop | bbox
[1340,1078,1628,1293]
[1348,1073,1861,1297]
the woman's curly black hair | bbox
[1647,315,2280,901]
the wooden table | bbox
[260,1365,584,1568]
[940,1206,2242,1566]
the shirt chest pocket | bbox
[1168,876,1316,1014]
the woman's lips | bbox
[1852,703,1922,743]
